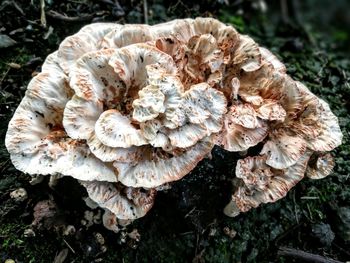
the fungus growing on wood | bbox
[306,152,335,180]
[224,152,312,216]
[81,181,156,220]
[5,18,342,230]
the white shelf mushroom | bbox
[5,18,342,229]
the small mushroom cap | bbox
[102,24,153,48]
[150,19,181,36]
[183,82,227,128]
[114,138,214,188]
[219,124,268,152]
[218,106,268,152]
[173,17,238,45]
[5,58,115,182]
[185,34,224,76]
[260,129,307,169]
[145,74,185,129]
[167,83,227,148]
[313,98,343,151]
[95,109,147,148]
[87,134,143,163]
[259,47,286,73]
[223,199,241,218]
[68,48,124,103]
[227,104,259,129]
[109,43,177,89]
[167,123,209,149]
[10,188,28,202]
[233,35,261,72]
[132,84,166,122]
[294,83,342,151]
[81,181,156,220]
[237,64,273,106]
[306,152,335,179]
[255,99,286,122]
[224,151,311,216]
[57,23,118,73]
[238,64,303,119]
[230,77,240,101]
[235,155,273,191]
[102,210,138,233]
[102,209,120,233]
[63,95,103,140]
[41,51,64,73]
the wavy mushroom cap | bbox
[5,53,116,182]
[61,41,226,188]
[81,181,156,220]
[58,23,120,74]
[306,152,335,180]
[224,152,312,217]
[290,82,343,151]
[218,104,268,152]
[5,18,342,228]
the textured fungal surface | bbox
[5,18,342,229]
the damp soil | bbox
[1,1,350,262]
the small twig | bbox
[300,196,319,200]
[184,207,196,218]
[0,67,11,84]
[280,0,289,24]
[143,0,148,24]
[63,239,75,254]
[97,0,115,5]
[0,54,21,84]
[333,242,350,258]
[179,231,194,236]
[231,0,244,6]
[168,0,191,14]
[40,0,47,27]
[194,231,200,257]
[53,248,69,263]
[292,190,299,224]
[278,247,344,263]
[13,1,25,15]
[46,10,94,22]
[306,203,315,222]
[0,159,11,173]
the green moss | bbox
[219,10,245,32]
[0,220,62,262]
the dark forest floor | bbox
[0,0,349,262]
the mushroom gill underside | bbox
[5,18,342,231]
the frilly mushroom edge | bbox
[5,18,342,230]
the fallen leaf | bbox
[0,34,17,48]
[53,248,68,263]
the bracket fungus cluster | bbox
[5,18,342,231]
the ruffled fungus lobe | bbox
[224,152,312,217]
[5,18,342,229]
